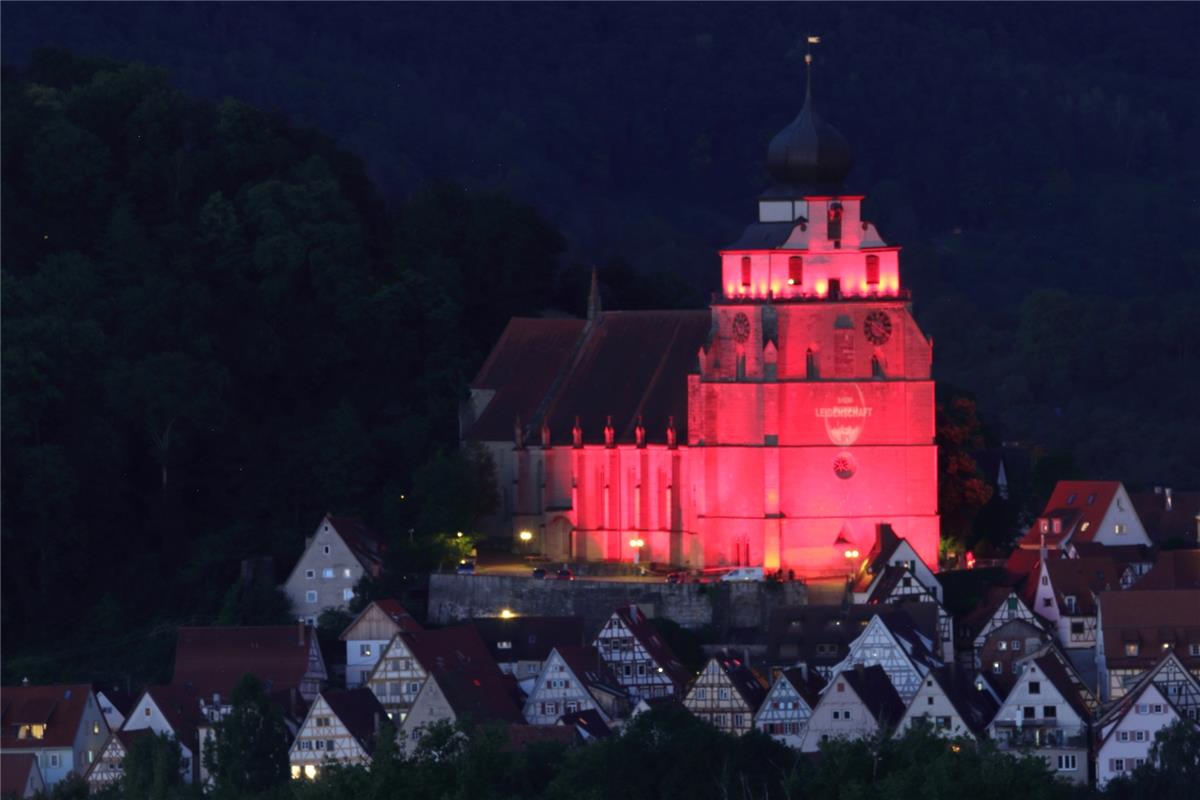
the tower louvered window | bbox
[866,254,880,285]
[741,256,752,287]
[788,256,803,286]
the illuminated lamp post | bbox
[629,537,645,565]
[519,529,533,554]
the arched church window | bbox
[740,256,752,287]
[788,256,803,286]
[866,254,880,286]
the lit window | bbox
[306,591,318,603]
[1115,524,1127,534]
[343,589,354,602]
[865,254,880,286]
[92,721,101,734]
[322,568,334,579]
[343,568,352,578]
[740,257,752,287]
[788,256,803,286]
[1125,643,1139,657]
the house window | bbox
[1044,706,1056,718]
[1007,597,1018,611]
[566,702,578,714]
[1125,643,1139,657]
[1071,621,1085,635]
[992,662,1002,675]
[306,591,318,604]
[543,702,557,715]
[636,663,646,677]
[1012,640,1021,652]
[360,644,372,657]
[623,664,632,677]
[935,716,951,730]
[788,256,803,286]
[865,254,880,286]
[343,589,354,602]
[1114,758,1125,772]
[806,349,819,380]
[323,545,331,555]
[87,750,94,763]
[999,641,1008,651]
[144,707,152,717]
[326,740,335,751]
[1115,524,1127,534]
[1041,575,1049,585]
[695,689,707,700]
[1064,596,1076,613]
[1058,755,1077,771]
[1043,598,1053,608]
[1134,730,1146,741]
[741,257,752,287]
[1118,731,1129,742]
[92,721,101,734]
[843,709,851,720]
[718,688,730,700]
[1024,706,1036,720]
[343,568,352,578]
[1152,704,1164,713]
[305,569,315,579]
[836,682,845,693]
[48,753,61,768]
[322,568,334,579]
[1029,681,1041,695]
[927,696,934,706]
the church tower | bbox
[687,50,939,576]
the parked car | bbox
[531,567,547,580]
[720,566,764,582]
[456,560,476,575]
[555,568,575,581]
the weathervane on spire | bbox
[805,35,821,99]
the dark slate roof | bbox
[767,602,938,671]
[1031,652,1092,721]
[556,645,625,698]
[541,311,711,446]
[780,667,826,709]
[711,650,768,712]
[467,310,711,447]
[471,616,585,664]
[402,625,501,677]
[1131,550,1200,590]
[467,317,588,442]
[612,606,691,690]
[1098,589,1200,671]
[764,86,853,192]
[1130,489,1200,546]
[559,708,612,739]
[434,670,525,725]
[0,685,94,749]
[319,689,385,751]
[93,685,135,718]
[1042,556,1122,615]
[171,626,318,698]
[929,667,999,736]
[841,665,904,728]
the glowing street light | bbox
[843,549,860,560]
[518,530,533,542]
[500,608,516,619]
[629,537,645,565]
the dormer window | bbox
[1052,518,1062,534]
[1064,596,1077,613]
[741,257,752,288]
[1124,643,1139,656]
[1040,519,1050,534]
[788,256,803,286]
[828,203,843,242]
[1066,494,1077,505]
[865,254,880,286]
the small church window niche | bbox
[828,202,843,244]
[833,452,857,479]
[603,415,615,448]
[740,256,752,288]
[635,416,646,448]
[666,415,677,449]
[788,256,803,286]
[540,420,551,447]
[572,416,583,449]
[871,353,886,379]
[513,414,524,449]
[865,254,880,287]
[806,348,819,380]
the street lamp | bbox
[500,608,516,619]
[629,537,645,565]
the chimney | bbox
[1165,488,1173,512]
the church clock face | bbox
[732,312,751,343]
[863,310,893,345]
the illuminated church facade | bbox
[462,71,939,579]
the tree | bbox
[203,674,289,798]
[1104,720,1200,799]
[120,731,189,800]
[936,388,994,552]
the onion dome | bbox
[765,78,852,192]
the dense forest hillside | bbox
[2,5,1199,680]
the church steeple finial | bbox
[804,35,820,107]
[587,267,601,322]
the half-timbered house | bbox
[800,664,905,753]
[1097,588,1200,701]
[753,668,824,748]
[683,651,767,735]
[289,688,385,779]
[594,606,690,699]
[959,587,1042,670]
[977,617,1051,695]
[399,669,525,748]
[523,645,627,726]
[895,667,998,741]
[365,624,498,722]
[987,651,1092,785]
[83,729,153,791]
[121,686,206,782]
[339,599,422,688]
[851,525,942,604]
[828,612,941,702]
[472,616,585,684]
[1026,554,1120,651]
[858,565,954,663]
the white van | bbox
[720,567,764,582]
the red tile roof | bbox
[432,671,525,725]
[466,311,712,447]
[401,625,500,676]
[0,684,95,749]
[471,616,584,664]
[1132,550,1200,591]
[1098,589,1200,670]
[374,599,422,631]
[0,753,38,796]
[1043,556,1122,616]
[171,625,318,698]
[555,645,625,698]
[1019,481,1122,549]
[1130,489,1200,546]
[710,650,768,712]
[325,515,384,574]
[611,606,690,690]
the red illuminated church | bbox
[462,64,939,579]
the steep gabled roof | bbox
[472,616,584,664]
[401,625,500,677]
[139,685,207,750]
[841,665,905,727]
[1031,652,1093,721]
[851,525,903,595]
[0,684,94,749]
[1098,589,1200,669]
[555,645,625,698]
[559,708,613,739]
[611,606,690,689]
[927,667,999,736]
[710,650,768,712]
[171,625,319,698]
[1130,489,1200,546]
[324,515,384,573]
[1043,555,1122,616]
[339,599,422,641]
[779,667,826,709]
[0,753,39,796]
[1097,651,1196,738]
[432,670,525,725]
[1019,480,1122,549]
[320,688,386,751]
